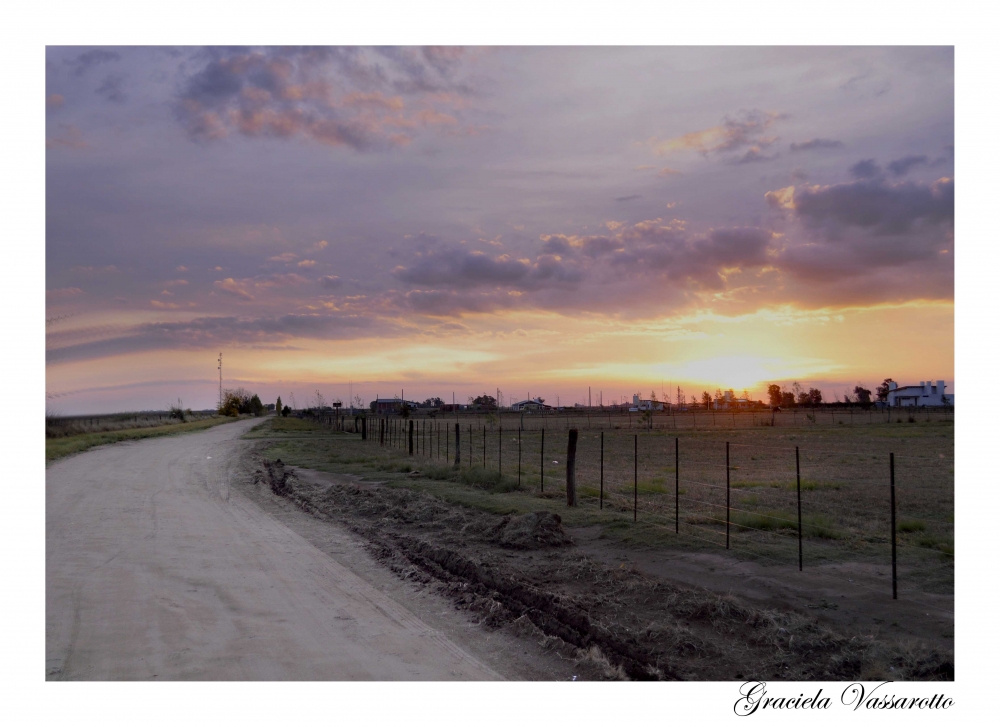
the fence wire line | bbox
[591,490,953,618]
[358,419,957,563]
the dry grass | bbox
[46,415,235,462]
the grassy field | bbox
[248,410,954,600]
[46,415,236,462]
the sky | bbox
[45,46,954,413]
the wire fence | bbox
[307,411,954,615]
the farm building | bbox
[371,397,420,413]
[511,397,552,411]
[886,380,954,407]
[632,394,664,411]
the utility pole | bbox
[589,386,591,409]
[217,352,222,410]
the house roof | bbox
[890,385,940,393]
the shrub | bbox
[218,387,266,416]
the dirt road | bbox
[46,418,498,680]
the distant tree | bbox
[701,391,712,408]
[276,396,282,414]
[400,401,411,418]
[471,394,497,409]
[219,387,264,416]
[314,390,327,410]
[796,391,811,406]
[218,390,241,416]
[715,388,723,401]
[876,378,895,402]
[791,382,803,401]
[767,384,782,408]
[421,397,444,408]
[281,405,291,417]
[853,385,873,405]
[780,391,795,408]
[808,388,823,405]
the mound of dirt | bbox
[493,511,572,549]
[261,458,291,494]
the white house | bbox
[632,394,664,411]
[887,380,954,407]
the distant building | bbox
[887,380,953,407]
[511,397,552,411]
[632,394,664,411]
[713,390,752,410]
[372,397,420,413]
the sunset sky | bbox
[45,46,954,413]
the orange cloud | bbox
[765,186,796,210]
[213,278,254,300]
[47,287,83,298]
[647,110,785,157]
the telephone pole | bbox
[217,353,222,409]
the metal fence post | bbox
[796,446,802,571]
[726,441,730,549]
[890,452,897,599]
[408,419,414,455]
[453,422,459,466]
[483,425,486,468]
[566,428,578,506]
[633,434,638,522]
[518,429,521,487]
[499,425,502,475]
[541,428,545,492]
[600,430,604,510]
[675,436,679,534]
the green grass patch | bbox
[917,535,954,555]
[730,478,839,491]
[637,478,671,494]
[46,416,235,462]
[731,510,843,539]
[897,519,927,533]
